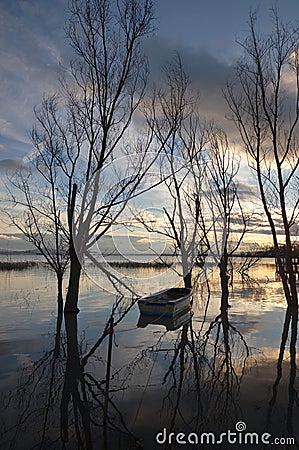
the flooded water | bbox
[0,260,298,449]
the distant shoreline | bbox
[0,249,279,257]
[0,257,276,272]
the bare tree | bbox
[5,95,73,313]
[207,128,247,310]
[5,0,156,313]
[59,0,156,312]
[137,56,208,288]
[225,9,299,307]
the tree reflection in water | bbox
[1,312,65,449]
[1,295,141,449]
[267,305,299,448]
[159,297,250,443]
[1,288,299,449]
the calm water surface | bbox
[0,260,298,449]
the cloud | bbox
[237,182,259,201]
[0,232,34,251]
[0,0,69,159]
[142,36,236,134]
[0,158,28,173]
[0,234,22,241]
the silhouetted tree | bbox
[226,9,299,306]
[137,56,208,288]
[6,0,156,314]
[6,103,71,313]
[207,128,247,310]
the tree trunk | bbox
[54,312,63,358]
[219,256,230,311]
[183,270,192,289]
[65,182,81,313]
[57,274,64,315]
[284,245,298,308]
[64,244,81,313]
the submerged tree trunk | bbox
[183,270,192,289]
[219,255,230,311]
[64,245,81,313]
[275,247,298,308]
[57,274,64,315]
[283,245,298,308]
[65,183,81,313]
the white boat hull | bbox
[137,287,192,316]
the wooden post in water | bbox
[103,316,114,448]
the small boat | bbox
[137,287,192,316]
[137,307,193,331]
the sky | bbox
[0,0,299,249]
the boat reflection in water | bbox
[137,306,193,331]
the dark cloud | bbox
[142,36,243,146]
[143,37,232,113]
[0,0,69,159]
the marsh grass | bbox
[0,259,205,272]
[0,261,39,271]
[108,261,172,268]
